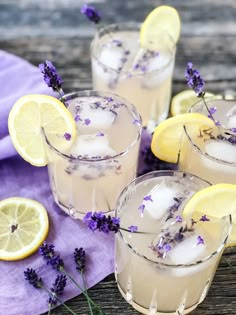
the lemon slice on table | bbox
[151,113,216,163]
[8,94,77,166]
[183,184,236,247]
[0,197,49,261]
[170,90,216,116]
[140,5,181,50]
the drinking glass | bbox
[44,90,142,219]
[179,98,236,184]
[91,23,176,132]
[115,170,231,314]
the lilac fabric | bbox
[0,51,114,315]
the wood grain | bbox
[1,0,236,314]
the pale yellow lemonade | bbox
[179,99,236,184]
[91,24,176,131]
[44,91,142,219]
[115,171,230,315]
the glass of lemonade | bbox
[115,170,231,315]
[91,23,176,132]
[44,91,142,219]
[179,98,236,184]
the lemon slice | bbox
[151,113,216,163]
[0,197,49,261]
[170,90,216,116]
[140,5,181,50]
[8,94,77,166]
[183,184,236,247]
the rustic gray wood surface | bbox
[1,0,236,314]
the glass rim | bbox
[90,21,176,77]
[43,90,142,162]
[185,98,236,167]
[115,170,232,268]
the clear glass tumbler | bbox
[91,23,176,132]
[44,91,142,219]
[115,170,231,315]
[179,98,236,184]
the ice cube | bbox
[100,44,124,71]
[70,135,116,158]
[144,181,178,220]
[226,115,236,129]
[78,106,116,130]
[205,139,236,163]
[168,230,207,265]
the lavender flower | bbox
[48,255,65,272]
[84,118,91,125]
[143,195,153,202]
[64,132,71,141]
[185,62,205,97]
[231,128,236,133]
[175,215,183,223]
[48,275,67,306]
[74,247,86,272]
[128,225,138,233]
[200,215,210,222]
[83,211,120,234]
[81,4,101,24]
[24,268,43,289]
[197,235,205,245]
[39,60,63,92]
[39,242,64,271]
[39,241,55,259]
[138,204,145,214]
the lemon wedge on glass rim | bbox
[170,90,218,116]
[183,184,236,247]
[140,5,181,50]
[0,197,49,261]
[151,113,216,163]
[8,94,77,166]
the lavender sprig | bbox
[81,4,101,24]
[39,242,105,315]
[24,268,77,315]
[39,60,63,96]
[83,212,120,234]
[48,275,67,306]
[185,62,217,125]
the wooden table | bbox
[1,0,236,314]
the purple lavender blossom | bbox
[199,215,210,222]
[48,275,67,306]
[48,255,65,271]
[74,114,81,122]
[138,204,145,214]
[74,247,86,272]
[24,268,43,289]
[128,225,138,233]
[185,62,205,97]
[39,60,63,92]
[39,242,55,260]
[209,107,217,115]
[197,235,205,245]
[83,212,120,234]
[143,195,153,202]
[64,132,71,141]
[231,128,236,133]
[84,118,91,125]
[81,4,101,24]
[175,215,183,223]
[164,244,172,252]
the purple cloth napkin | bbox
[0,51,114,315]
